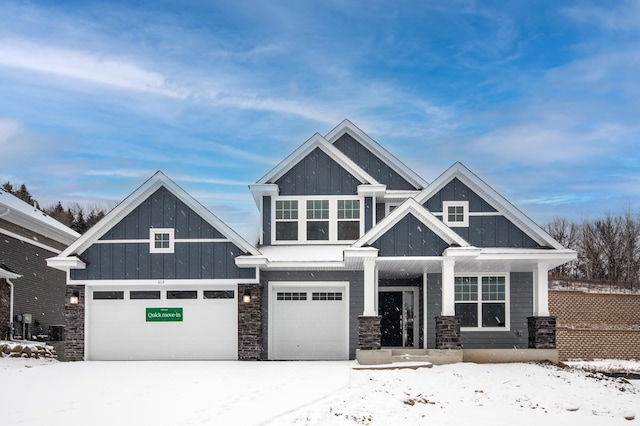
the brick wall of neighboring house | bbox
[1,279,10,337]
[549,290,640,360]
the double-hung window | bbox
[275,200,298,240]
[306,200,329,240]
[454,275,507,329]
[337,200,360,240]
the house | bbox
[48,120,576,362]
[1,188,79,343]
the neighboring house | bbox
[48,120,576,361]
[0,188,79,341]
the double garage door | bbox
[86,285,237,360]
[269,282,349,360]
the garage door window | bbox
[312,292,342,301]
[276,292,307,300]
[167,290,197,299]
[93,291,124,300]
[130,290,161,299]
[204,290,235,299]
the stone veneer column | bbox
[435,316,462,349]
[238,284,262,360]
[358,315,381,350]
[65,285,85,361]
[527,316,556,349]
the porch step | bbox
[391,349,431,363]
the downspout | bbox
[6,278,15,340]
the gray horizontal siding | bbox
[72,242,254,281]
[426,273,442,349]
[275,148,361,195]
[100,187,224,240]
[262,196,271,245]
[371,214,449,256]
[261,270,364,360]
[424,177,497,213]
[333,133,415,190]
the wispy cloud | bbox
[564,1,640,32]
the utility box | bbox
[23,313,32,324]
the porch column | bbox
[533,262,550,316]
[362,258,377,316]
[441,257,455,316]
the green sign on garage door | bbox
[146,307,183,322]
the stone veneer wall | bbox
[435,316,461,349]
[358,316,381,350]
[549,290,640,360]
[64,285,85,361]
[0,280,9,336]
[527,316,556,349]
[238,284,262,360]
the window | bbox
[93,291,124,300]
[275,200,298,240]
[130,291,161,300]
[204,290,235,299]
[454,275,507,329]
[273,197,362,243]
[312,292,342,301]
[443,201,469,227]
[276,292,307,300]
[306,200,329,240]
[337,200,360,240]
[167,290,197,299]
[150,228,174,253]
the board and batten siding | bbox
[332,133,415,190]
[260,270,364,360]
[426,272,532,349]
[274,148,362,195]
[70,186,254,281]
[371,214,450,256]
[424,177,541,248]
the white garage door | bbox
[87,285,237,360]
[269,282,349,360]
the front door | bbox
[378,288,418,348]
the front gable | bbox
[371,213,450,256]
[49,172,259,281]
[276,147,362,196]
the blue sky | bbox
[1,0,639,241]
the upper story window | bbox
[275,200,298,241]
[454,275,508,329]
[273,197,362,243]
[150,228,174,253]
[443,201,469,227]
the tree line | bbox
[545,212,640,284]
[2,182,107,234]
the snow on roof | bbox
[0,188,79,244]
[258,245,347,262]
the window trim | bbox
[150,228,175,253]
[455,273,510,331]
[443,201,469,227]
[271,196,363,244]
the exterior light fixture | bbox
[242,289,251,304]
[69,290,80,305]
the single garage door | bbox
[269,282,349,360]
[87,285,237,360]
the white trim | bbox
[423,272,428,348]
[533,263,550,316]
[0,228,62,254]
[442,201,469,227]
[66,277,259,286]
[455,273,511,332]
[268,281,349,360]
[149,228,174,253]
[93,238,230,244]
[432,211,503,217]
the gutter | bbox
[6,278,15,341]
[0,206,10,219]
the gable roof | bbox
[414,162,564,249]
[0,188,79,246]
[325,119,428,190]
[354,198,469,249]
[52,171,260,261]
[256,132,378,186]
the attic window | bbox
[443,201,469,227]
[150,228,174,253]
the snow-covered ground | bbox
[1,357,638,425]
